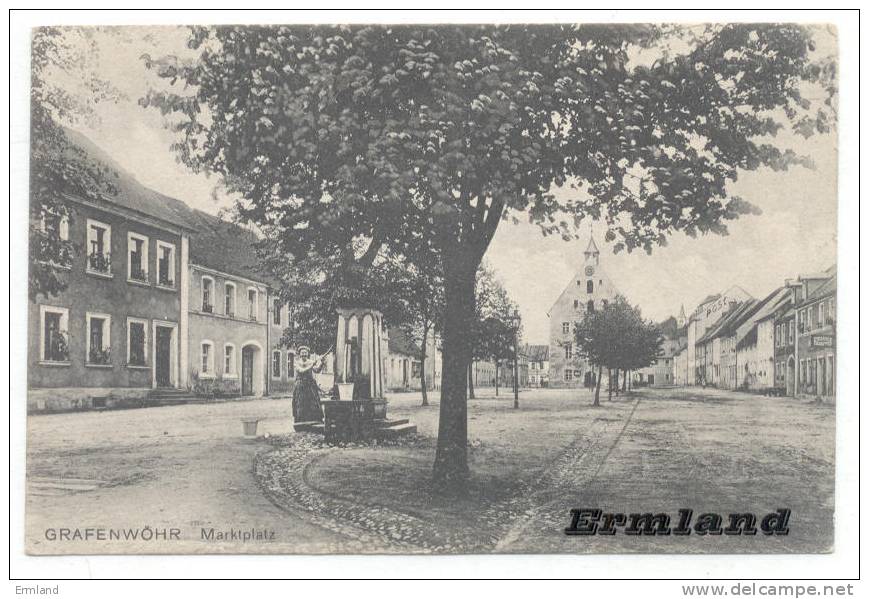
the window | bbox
[156,241,175,287]
[287,352,295,378]
[201,341,214,376]
[272,350,282,379]
[587,300,595,313]
[573,299,579,309]
[273,299,282,325]
[224,344,236,377]
[775,325,781,347]
[820,301,827,327]
[248,288,258,321]
[39,305,69,362]
[562,322,570,334]
[41,210,70,241]
[86,312,112,365]
[127,232,149,283]
[788,321,794,344]
[201,277,214,313]
[86,219,112,275]
[40,210,71,267]
[564,369,573,382]
[127,318,147,367]
[565,343,573,360]
[224,283,236,317]
[587,280,594,294]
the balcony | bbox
[87,251,111,274]
[129,265,148,283]
[88,346,112,366]
[158,270,175,288]
[44,331,70,362]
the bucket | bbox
[241,418,260,437]
[336,382,355,400]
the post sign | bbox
[811,335,834,347]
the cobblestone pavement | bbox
[254,397,642,553]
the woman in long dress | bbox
[292,346,325,423]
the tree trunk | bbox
[467,362,476,399]
[593,364,602,407]
[433,258,476,492]
[622,369,628,392]
[608,368,613,401]
[495,360,499,396]
[613,368,620,397]
[420,325,429,407]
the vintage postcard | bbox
[21,19,843,559]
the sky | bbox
[60,26,838,345]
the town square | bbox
[21,21,840,557]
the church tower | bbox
[546,235,620,388]
[677,304,687,328]
[584,237,600,267]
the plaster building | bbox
[29,130,293,412]
[634,316,686,387]
[795,267,836,401]
[29,130,194,412]
[773,286,798,396]
[547,237,620,388]
[686,285,753,385]
[526,344,550,387]
[385,326,423,391]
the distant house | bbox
[385,326,422,391]
[526,344,550,387]
[635,316,685,387]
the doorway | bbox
[155,326,173,388]
[242,346,255,396]
[786,356,795,396]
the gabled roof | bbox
[584,236,600,255]
[186,209,277,285]
[64,129,277,287]
[736,325,758,351]
[62,128,198,232]
[698,293,721,307]
[696,301,753,345]
[804,272,837,303]
[525,344,549,362]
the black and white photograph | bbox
[8,8,860,584]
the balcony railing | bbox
[129,266,148,282]
[88,346,112,365]
[88,251,111,273]
[158,270,175,287]
[45,331,70,362]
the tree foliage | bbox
[573,296,661,405]
[30,27,122,300]
[143,23,835,489]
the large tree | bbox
[144,23,835,490]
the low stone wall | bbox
[27,387,152,414]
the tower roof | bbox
[584,236,600,255]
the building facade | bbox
[795,268,836,401]
[29,130,298,412]
[29,132,194,412]
[526,345,550,387]
[547,237,620,388]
